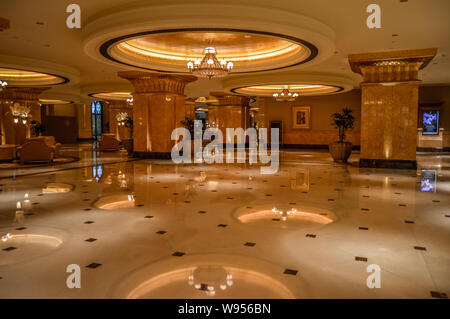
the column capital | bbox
[117,71,197,95]
[210,91,249,107]
[348,48,437,83]
[0,86,51,103]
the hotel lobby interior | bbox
[0,0,449,301]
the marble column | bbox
[348,49,437,169]
[118,71,197,158]
[105,99,133,141]
[0,86,50,145]
[184,98,196,119]
[207,92,250,133]
[76,103,92,140]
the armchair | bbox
[99,133,120,151]
[17,140,54,164]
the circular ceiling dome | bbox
[101,29,317,73]
[0,67,68,86]
[39,99,72,104]
[233,84,342,96]
[90,92,132,101]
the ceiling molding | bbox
[222,72,355,96]
[0,54,80,86]
[82,0,336,71]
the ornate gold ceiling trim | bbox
[348,48,437,83]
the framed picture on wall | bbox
[292,106,311,129]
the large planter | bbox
[329,141,352,163]
[121,138,133,155]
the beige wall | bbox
[51,104,77,117]
[260,90,361,146]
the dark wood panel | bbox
[44,116,77,144]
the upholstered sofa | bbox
[25,136,61,156]
[17,140,54,164]
[99,133,120,151]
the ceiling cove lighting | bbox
[272,85,299,102]
[187,47,233,79]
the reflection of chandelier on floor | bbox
[10,103,31,124]
[272,207,297,221]
[187,47,233,79]
[273,85,299,102]
[188,266,233,296]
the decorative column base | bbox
[359,158,417,169]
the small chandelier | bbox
[10,103,31,124]
[0,80,7,92]
[272,85,299,102]
[116,112,128,126]
[187,47,233,79]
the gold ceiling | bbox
[91,92,132,100]
[117,32,301,65]
[106,30,314,72]
[39,99,72,104]
[234,84,342,96]
[0,68,66,85]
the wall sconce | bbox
[116,112,128,126]
[0,80,7,92]
[9,103,31,124]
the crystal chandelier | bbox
[116,112,128,126]
[0,80,7,92]
[187,47,233,79]
[10,103,31,124]
[272,85,299,102]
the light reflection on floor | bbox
[0,145,449,298]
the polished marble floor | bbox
[0,143,449,298]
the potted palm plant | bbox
[329,108,355,163]
[30,120,45,136]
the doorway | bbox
[269,120,283,148]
